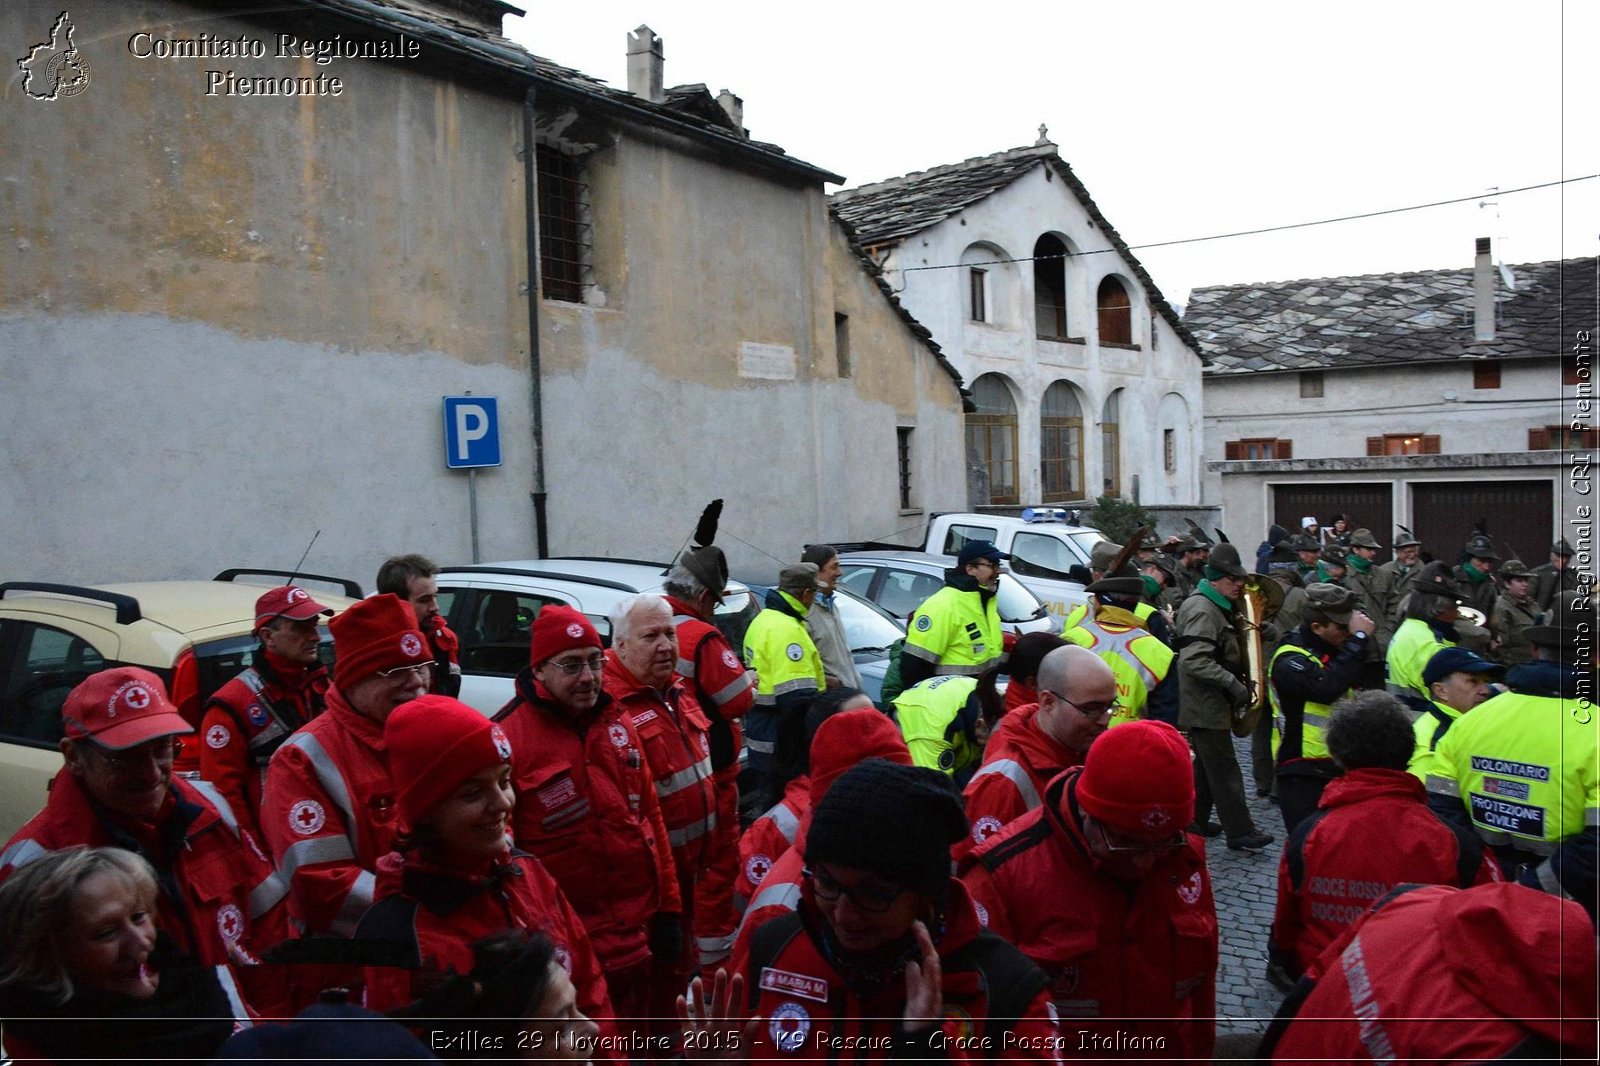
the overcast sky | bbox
[503,0,1598,306]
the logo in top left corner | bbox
[18,12,92,101]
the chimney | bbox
[1473,236,1495,342]
[716,89,744,134]
[627,25,664,103]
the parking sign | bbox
[442,396,501,469]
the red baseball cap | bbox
[61,667,195,750]
[255,585,334,628]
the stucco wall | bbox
[2,0,533,585]
[878,162,1204,507]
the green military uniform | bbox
[1492,593,1539,667]
[1530,540,1577,614]
[891,675,982,782]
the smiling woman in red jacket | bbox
[354,694,614,1043]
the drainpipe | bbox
[523,87,549,558]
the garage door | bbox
[1272,484,1395,550]
[1411,481,1553,566]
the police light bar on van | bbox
[1020,508,1070,523]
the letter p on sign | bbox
[443,396,502,469]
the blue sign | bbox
[443,396,501,469]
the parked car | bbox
[835,550,1062,638]
[743,583,903,704]
[0,572,361,839]
[434,557,760,715]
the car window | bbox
[876,568,944,618]
[460,592,565,676]
[1067,529,1109,563]
[1011,532,1077,580]
[193,634,282,706]
[832,591,904,654]
[995,574,1048,622]
[942,524,998,555]
[0,622,110,749]
[837,567,876,599]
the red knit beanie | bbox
[385,695,514,827]
[330,594,429,690]
[1075,720,1194,835]
[808,708,913,810]
[528,605,602,666]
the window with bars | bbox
[897,427,914,510]
[1366,434,1439,456]
[1224,438,1293,460]
[1033,235,1068,340]
[1040,381,1084,502]
[966,375,1018,505]
[1163,428,1176,472]
[537,146,590,303]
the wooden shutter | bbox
[1422,435,1441,454]
[1529,428,1549,450]
[1275,439,1293,459]
[1366,437,1383,456]
[1225,441,1242,460]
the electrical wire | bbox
[896,175,1600,274]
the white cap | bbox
[1300,516,1317,529]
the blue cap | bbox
[957,540,1010,567]
[1422,646,1505,687]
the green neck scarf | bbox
[1462,559,1490,584]
[1348,553,1371,574]
[1196,578,1235,612]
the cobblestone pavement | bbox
[1206,735,1290,1038]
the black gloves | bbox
[649,911,684,962]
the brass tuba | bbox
[1232,576,1283,738]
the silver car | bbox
[835,550,1061,637]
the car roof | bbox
[836,550,952,568]
[937,513,1101,535]
[0,581,361,662]
[440,557,751,595]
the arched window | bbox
[967,374,1019,505]
[1040,381,1084,502]
[1033,235,1069,340]
[1097,276,1132,345]
[1101,389,1123,496]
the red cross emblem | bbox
[289,799,326,835]
[216,904,243,941]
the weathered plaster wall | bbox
[878,163,1203,507]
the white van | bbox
[922,511,1109,621]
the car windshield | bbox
[1068,529,1110,558]
[996,574,1048,622]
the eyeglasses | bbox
[376,662,432,681]
[85,738,180,770]
[545,655,606,677]
[803,866,904,914]
[1044,689,1119,721]
[1090,818,1188,855]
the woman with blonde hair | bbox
[0,847,250,1060]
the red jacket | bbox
[737,775,808,909]
[1265,883,1597,1062]
[0,771,288,968]
[261,686,399,937]
[1269,767,1500,978]
[959,703,1084,861]
[739,878,1061,1062]
[603,651,727,966]
[667,596,753,965]
[199,651,329,840]
[356,847,615,1028]
[1003,679,1037,716]
[962,769,1218,1061]
[494,673,680,973]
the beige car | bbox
[0,574,359,839]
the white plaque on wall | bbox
[738,341,796,380]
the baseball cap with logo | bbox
[62,667,194,749]
[255,585,334,628]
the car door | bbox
[0,618,119,838]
